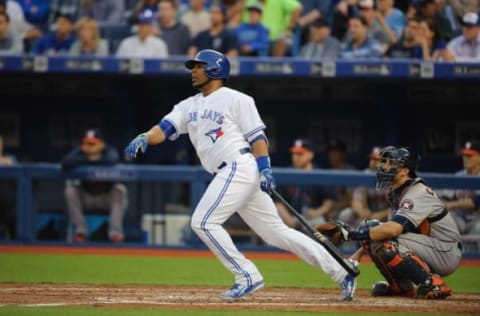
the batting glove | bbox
[259,168,276,193]
[124,133,148,160]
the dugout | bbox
[0,68,479,172]
[1,58,480,244]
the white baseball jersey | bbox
[163,87,265,173]
[161,86,348,289]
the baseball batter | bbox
[338,146,462,299]
[125,49,357,300]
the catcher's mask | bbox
[376,146,420,191]
[185,49,230,80]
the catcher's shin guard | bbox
[366,241,416,297]
[372,241,431,285]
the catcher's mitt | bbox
[315,220,349,246]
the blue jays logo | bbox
[205,127,224,143]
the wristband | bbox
[350,228,370,241]
[158,120,176,138]
[256,155,270,172]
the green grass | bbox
[0,253,479,292]
[0,308,471,316]
[0,253,479,315]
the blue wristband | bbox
[256,156,270,172]
[158,120,176,138]
[350,228,370,241]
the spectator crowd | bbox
[0,0,478,61]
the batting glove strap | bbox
[124,133,148,160]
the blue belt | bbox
[217,147,251,170]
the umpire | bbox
[338,146,461,299]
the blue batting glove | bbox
[259,168,276,193]
[124,133,148,160]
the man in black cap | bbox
[61,128,128,243]
[274,138,336,229]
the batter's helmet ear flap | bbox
[185,49,230,80]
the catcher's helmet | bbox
[376,146,420,190]
[185,49,230,80]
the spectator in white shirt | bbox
[447,12,480,62]
[116,9,168,58]
[180,0,210,38]
[0,0,42,49]
[0,12,23,54]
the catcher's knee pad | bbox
[371,240,402,268]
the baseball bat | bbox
[271,188,360,277]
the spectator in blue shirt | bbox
[17,0,49,25]
[31,12,75,55]
[235,2,269,56]
[340,15,384,59]
[376,0,407,41]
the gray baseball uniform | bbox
[390,178,462,276]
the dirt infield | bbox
[1,245,480,313]
[1,284,479,313]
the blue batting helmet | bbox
[185,49,230,80]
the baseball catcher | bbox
[317,146,462,299]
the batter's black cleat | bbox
[416,275,451,299]
[371,280,416,298]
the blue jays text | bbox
[187,109,224,124]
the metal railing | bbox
[1,163,480,243]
